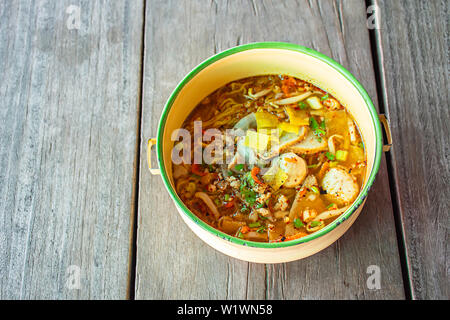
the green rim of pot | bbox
[156,42,382,249]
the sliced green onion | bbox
[320,120,326,129]
[310,186,319,194]
[248,222,261,228]
[307,164,318,169]
[298,101,308,110]
[326,203,336,209]
[224,194,230,201]
[321,94,329,101]
[294,218,304,228]
[256,226,267,233]
[235,164,244,171]
[310,220,322,227]
[309,117,319,130]
[314,128,326,137]
[325,152,336,160]
[237,232,244,239]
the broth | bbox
[172,75,366,242]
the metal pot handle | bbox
[378,114,392,152]
[147,138,160,175]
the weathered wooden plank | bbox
[0,0,144,299]
[137,0,404,299]
[373,0,449,299]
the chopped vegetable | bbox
[235,164,244,171]
[241,226,250,234]
[248,222,261,228]
[310,186,320,194]
[256,226,267,233]
[326,203,337,209]
[240,187,257,205]
[310,220,322,227]
[298,101,308,109]
[262,166,288,191]
[278,122,300,135]
[321,94,329,101]
[285,106,309,126]
[325,152,336,161]
[329,161,338,168]
[306,96,323,110]
[309,117,319,130]
[255,111,279,129]
[294,218,304,228]
[224,194,230,201]
[336,150,348,161]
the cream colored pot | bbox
[148,42,391,263]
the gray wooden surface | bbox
[0,0,447,300]
[0,0,143,299]
[136,0,404,299]
[373,0,449,299]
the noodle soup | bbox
[172,75,366,243]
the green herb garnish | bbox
[256,226,267,233]
[309,117,319,130]
[294,218,304,228]
[310,186,319,194]
[310,221,322,227]
[241,187,257,205]
[248,222,261,228]
[224,194,230,201]
[298,101,308,110]
[237,232,244,239]
[321,94,329,101]
[326,203,336,209]
[235,164,244,171]
[314,128,326,137]
[325,152,336,160]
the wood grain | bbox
[373,0,449,299]
[0,0,143,299]
[137,0,405,299]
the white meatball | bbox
[278,152,307,188]
[321,167,359,205]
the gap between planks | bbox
[127,0,147,300]
[365,0,412,300]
